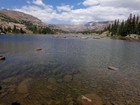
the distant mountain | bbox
[53,21,113,33]
[84,21,114,31]
[0,10,53,34]
[52,24,87,33]
[0,9,46,26]
[85,21,112,27]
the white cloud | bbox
[14,0,140,24]
[32,0,45,7]
[15,4,56,23]
[82,0,140,9]
[83,0,100,6]
[57,5,73,12]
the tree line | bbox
[105,14,140,36]
[22,20,55,34]
[0,25,25,34]
[0,20,56,34]
[0,25,55,34]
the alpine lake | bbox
[0,34,140,105]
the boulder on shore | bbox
[126,34,140,40]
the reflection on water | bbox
[0,34,140,105]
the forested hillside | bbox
[0,10,56,34]
[105,14,140,36]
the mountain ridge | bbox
[0,9,46,26]
[0,10,50,34]
[0,10,111,34]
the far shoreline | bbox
[0,33,140,42]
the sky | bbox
[0,0,140,24]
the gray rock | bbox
[36,48,42,51]
[0,56,6,60]
[108,66,118,71]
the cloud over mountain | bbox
[15,0,140,24]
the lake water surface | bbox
[0,34,140,105]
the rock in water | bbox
[81,95,92,104]
[17,78,32,94]
[11,102,20,105]
[0,86,2,90]
[48,77,56,84]
[36,48,42,51]
[63,75,73,82]
[0,56,6,60]
[57,79,63,83]
[108,66,118,71]
[77,93,103,105]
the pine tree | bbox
[7,27,12,33]
[138,22,140,35]
[20,28,25,34]
[106,14,140,36]
[0,26,2,33]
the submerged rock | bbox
[77,93,103,105]
[0,103,5,105]
[63,75,73,82]
[11,102,20,105]
[108,66,118,71]
[48,77,56,84]
[0,91,8,98]
[68,101,74,105]
[57,79,63,83]
[17,78,32,94]
[0,86,2,90]
[47,77,57,90]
